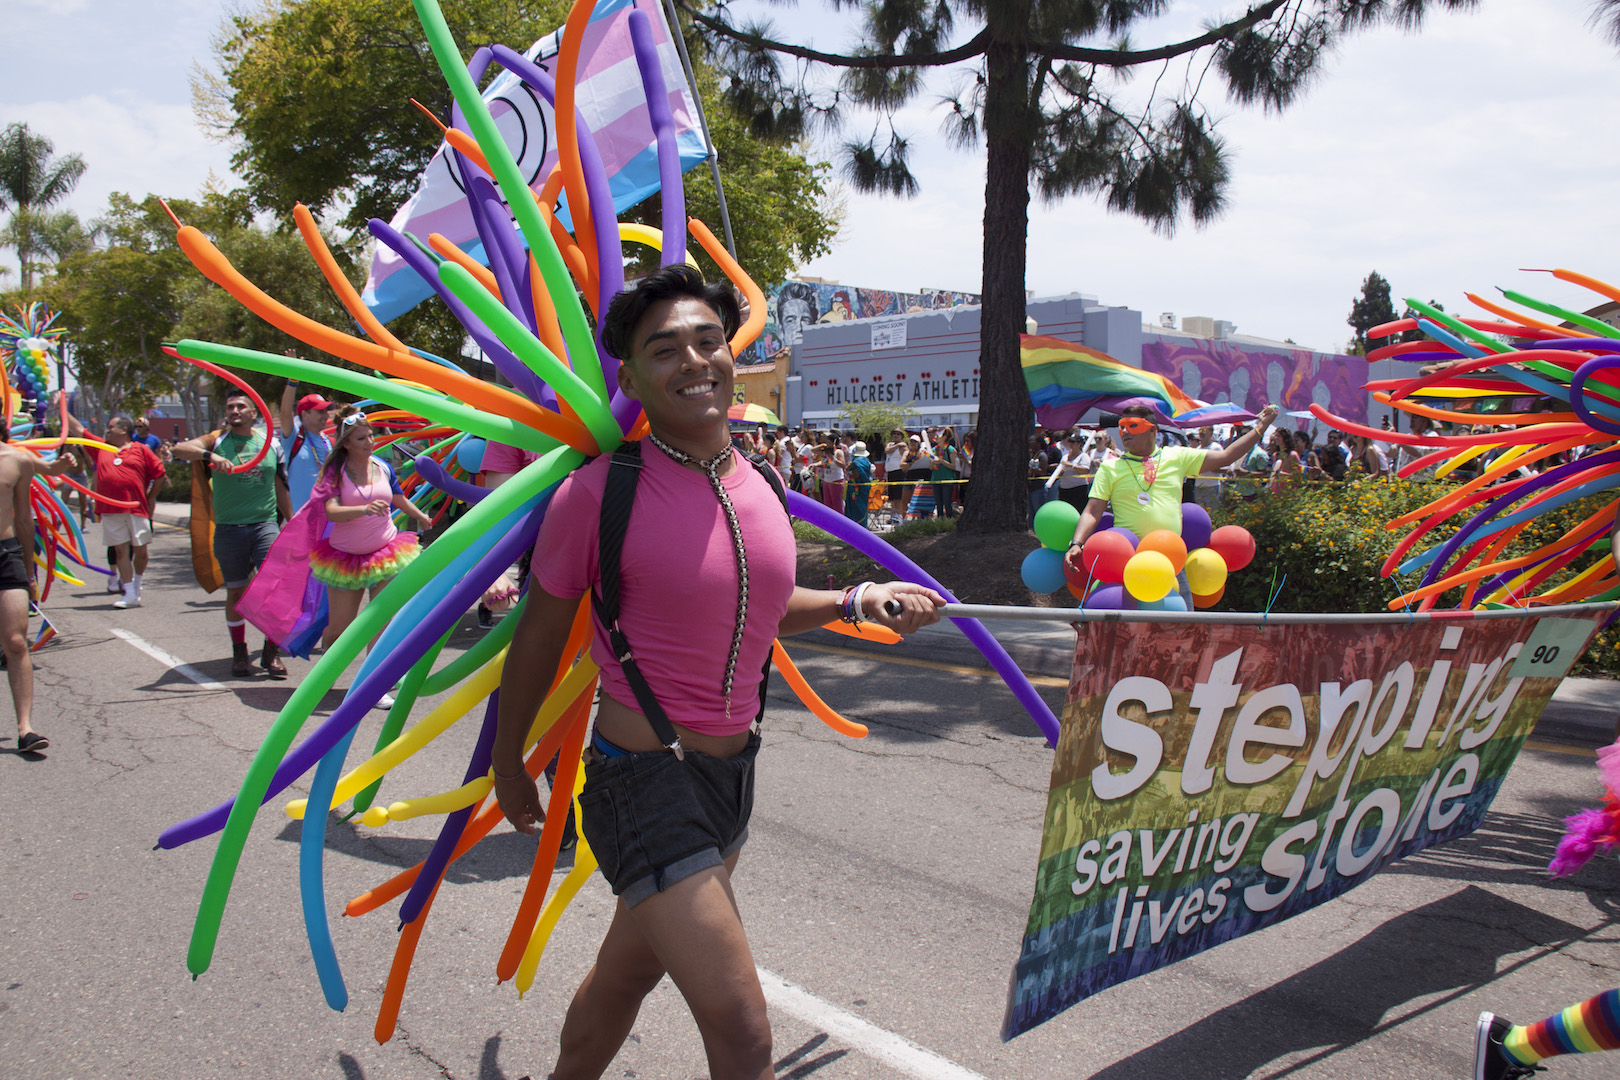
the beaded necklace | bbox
[647,431,749,726]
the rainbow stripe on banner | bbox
[1003,609,1605,1039]
[1021,334,1256,430]
[363,0,707,323]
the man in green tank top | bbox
[174,389,292,678]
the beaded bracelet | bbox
[839,585,859,624]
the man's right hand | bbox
[494,769,546,834]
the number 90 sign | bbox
[1508,618,1600,680]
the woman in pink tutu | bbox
[313,406,433,650]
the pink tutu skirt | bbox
[309,532,420,591]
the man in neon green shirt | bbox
[1064,403,1278,602]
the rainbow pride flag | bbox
[1022,334,1255,429]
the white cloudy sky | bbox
[3,0,1618,355]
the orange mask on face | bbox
[1118,416,1157,435]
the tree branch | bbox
[677,2,991,68]
[1030,0,1291,67]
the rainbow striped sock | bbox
[1503,988,1620,1065]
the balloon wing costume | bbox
[1311,272,1620,613]
[159,0,1060,1040]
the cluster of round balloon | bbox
[1023,501,1255,610]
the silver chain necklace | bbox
[647,432,748,726]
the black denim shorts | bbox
[579,732,761,908]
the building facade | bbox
[787,293,1390,432]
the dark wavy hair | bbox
[601,265,740,362]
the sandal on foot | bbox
[18,732,48,753]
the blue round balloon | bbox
[1181,503,1212,551]
[454,436,486,474]
[1020,547,1069,594]
[1141,593,1189,612]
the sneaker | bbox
[113,584,139,609]
[373,693,396,711]
[106,576,123,594]
[1474,1012,1547,1079]
[18,731,48,753]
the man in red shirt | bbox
[66,413,165,609]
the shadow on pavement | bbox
[1087,885,1586,1080]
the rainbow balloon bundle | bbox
[0,303,65,434]
[1023,499,1255,609]
[156,0,1061,1041]
[0,304,126,606]
[1311,268,1620,612]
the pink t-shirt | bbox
[320,461,399,554]
[536,446,796,736]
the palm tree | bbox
[0,123,87,290]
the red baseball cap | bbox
[297,392,335,413]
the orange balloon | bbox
[1192,583,1225,609]
[173,224,595,452]
[1137,529,1188,574]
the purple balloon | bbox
[414,453,488,504]
[627,10,685,267]
[400,690,501,925]
[1081,584,1133,610]
[1098,512,1114,532]
[787,492,1061,746]
[1181,503,1212,551]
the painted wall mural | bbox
[737,279,980,366]
[1139,338,1369,427]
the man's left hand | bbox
[1257,404,1280,427]
[862,581,946,634]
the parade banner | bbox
[1003,609,1606,1038]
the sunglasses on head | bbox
[341,411,369,429]
[1118,417,1158,435]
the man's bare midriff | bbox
[593,693,753,759]
[0,452,27,542]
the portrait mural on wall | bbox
[737,280,981,366]
[1140,340,1369,426]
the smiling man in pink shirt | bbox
[492,266,943,1080]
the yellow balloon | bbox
[1123,550,1175,603]
[515,764,596,997]
[1184,547,1228,596]
[617,222,699,269]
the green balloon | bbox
[1034,500,1081,551]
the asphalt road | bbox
[2,527,1618,1080]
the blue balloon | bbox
[455,436,487,473]
[1142,593,1188,611]
[1021,547,1069,594]
[1181,503,1212,551]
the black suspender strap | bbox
[592,440,791,759]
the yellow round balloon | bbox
[1184,547,1229,596]
[1122,550,1175,603]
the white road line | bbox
[109,628,231,692]
[756,967,989,1080]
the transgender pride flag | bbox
[363,0,708,323]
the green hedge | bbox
[1211,476,1619,676]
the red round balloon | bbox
[1207,525,1256,572]
[1075,530,1134,584]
